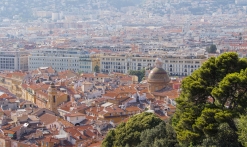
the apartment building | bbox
[28,49,94,73]
[0,50,29,71]
[100,51,207,76]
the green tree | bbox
[128,68,145,82]
[102,112,162,147]
[237,115,247,147]
[102,130,116,147]
[137,122,179,147]
[206,44,217,53]
[172,52,247,146]
[198,123,239,147]
[94,65,100,73]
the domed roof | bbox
[147,58,170,83]
[148,67,170,83]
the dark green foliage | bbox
[128,68,145,82]
[102,112,169,147]
[94,65,100,73]
[237,115,247,147]
[173,52,247,146]
[206,44,217,53]
[137,122,178,147]
[197,123,240,147]
[102,130,116,147]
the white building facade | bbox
[100,51,207,76]
[28,49,93,72]
[0,50,29,71]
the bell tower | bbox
[48,82,58,114]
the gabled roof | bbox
[39,113,57,125]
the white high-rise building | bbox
[0,50,29,71]
[28,49,93,73]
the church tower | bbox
[48,82,58,114]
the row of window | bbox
[169,69,194,72]
[80,66,91,69]
[0,58,14,61]
[29,63,79,66]
[0,67,15,69]
[164,65,200,68]
[29,58,78,62]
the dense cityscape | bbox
[0,0,246,147]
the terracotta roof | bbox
[58,118,74,127]
[0,93,9,99]
[44,136,60,143]
[65,127,86,140]
[87,141,102,147]
[152,89,179,99]
[10,125,22,132]
[120,75,132,81]
[155,112,169,121]
[39,113,57,125]
[3,130,15,134]
[85,107,104,116]
[99,106,124,115]
[125,106,141,112]
[3,110,11,117]
[65,112,85,117]
[81,73,109,78]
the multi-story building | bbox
[28,49,97,73]
[0,50,29,71]
[100,50,207,76]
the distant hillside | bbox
[107,0,144,8]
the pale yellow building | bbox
[0,73,13,91]
[10,72,27,98]
[91,54,100,72]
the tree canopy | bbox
[128,68,145,82]
[137,122,178,147]
[206,44,217,53]
[237,115,247,147]
[172,52,247,146]
[94,65,100,73]
[102,112,178,147]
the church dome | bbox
[147,58,170,84]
